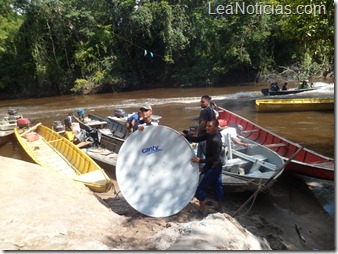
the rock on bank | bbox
[0,156,120,250]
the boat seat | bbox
[225,158,248,167]
[99,128,112,136]
[111,124,118,133]
[248,154,268,173]
[245,171,276,179]
[251,154,268,161]
[222,158,249,174]
[264,143,286,148]
[114,130,125,139]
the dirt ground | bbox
[0,156,334,250]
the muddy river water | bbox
[0,84,335,217]
[0,84,334,156]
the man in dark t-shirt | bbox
[64,113,74,131]
[195,95,216,137]
[195,95,216,167]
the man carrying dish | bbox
[181,118,224,217]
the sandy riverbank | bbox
[0,156,334,250]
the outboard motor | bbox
[8,108,18,116]
[7,108,19,122]
[53,120,65,133]
[17,118,30,129]
[114,108,126,118]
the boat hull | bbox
[0,131,14,146]
[218,110,334,180]
[261,88,316,96]
[89,113,129,140]
[73,114,124,167]
[14,125,112,192]
[222,142,284,192]
[256,98,334,112]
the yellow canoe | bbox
[14,123,112,193]
[256,98,334,112]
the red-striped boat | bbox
[217,109,334,181]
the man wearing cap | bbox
[133,104,158,132]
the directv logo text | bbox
[141,146,163,155]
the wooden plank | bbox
[241,129,259,134]
[86,121,107,127]
[264,143,286,148]
[232,150,277,170]
[47,139,63,143]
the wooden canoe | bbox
[14,124,112,192]
[217,109,334,181]
[256,98,334,112]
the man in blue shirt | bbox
[125,110,141,133]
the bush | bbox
[71,79,96,95]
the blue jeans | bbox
[195,167,224,202]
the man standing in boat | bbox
[64,113,75,132]
[194,95,217,168]
[133,104,158,132]
[181,118,224,216]
[282,82,289,91]
[195,95,216,137]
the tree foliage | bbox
[0,0,334,97]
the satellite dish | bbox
[116,125,199,217]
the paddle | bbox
[233,146,303,217]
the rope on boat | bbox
[233,147,303,217]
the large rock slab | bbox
[0,156,120,250]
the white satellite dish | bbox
[116,125,199,218]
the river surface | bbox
[0,83,334,158]
[0,83,335,217]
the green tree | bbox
[0,0,23,90]
[0,0,334,97]
[274,0,334,78]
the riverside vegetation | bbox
[0,0,334,98]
